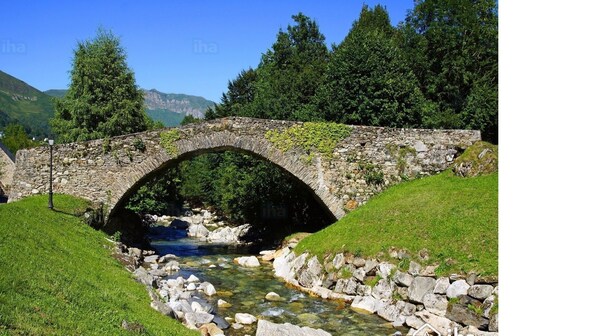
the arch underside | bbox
[108,132,345,221]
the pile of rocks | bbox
[270,247,498,336]
[123,247,229,335]
[153,209,251,245]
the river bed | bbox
[148,227,405,336]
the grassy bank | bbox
[295,171,498,276]
[0,195,196,335]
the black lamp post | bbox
[48,139,54,209]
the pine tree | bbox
[51,29,149,143]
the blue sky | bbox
[1,1,413,102]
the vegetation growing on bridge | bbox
[295,171,498,276]
[0,195,197,335]
[265,122,352,160]
[452,141,498,177]
[159,129,181,156]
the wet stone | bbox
[265,292,284,301]
[235,313,257,325]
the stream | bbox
[148,226,404,336]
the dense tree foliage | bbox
[0,124,36,154]
[398,0,498,141]
[249,13,329,121]
[208,14,328,122]
[180,114,202,125]
[51,29,150,143]
[125,168,182,214]
[314,5,429,128]
[179,152,332,240]
[47,28,173,215]
[313,2,498,141]
[206,69,258,120]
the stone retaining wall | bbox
[270,247,498,336]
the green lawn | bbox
[295,171,498,276]
[0,195,196,335]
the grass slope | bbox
[296,171,498,276]
[0,195,196,335]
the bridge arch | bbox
[108,130,345,220]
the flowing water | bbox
[149,227,406,336]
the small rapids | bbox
[148,227,404,336]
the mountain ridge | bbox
[144,88,214,118]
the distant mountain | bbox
[143,89,215,126]
[44,89,67,98]
[43,88,215,127]
[0,70,54,137]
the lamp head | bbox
[48,139,54,146]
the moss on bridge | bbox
[265,121,352,161]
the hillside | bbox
[0,70,54,137]
[0,195,197,335]
[295,171,499,276]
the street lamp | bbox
[48,139,54,209]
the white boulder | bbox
[234,313,257,325]
[235,256,260,267]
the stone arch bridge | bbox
[8,117,480,220]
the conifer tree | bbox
[52,29,149,142]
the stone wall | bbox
[270,247,498,335]
[0,141,15,195]
[9,117,480,219]
[325,124,480,210]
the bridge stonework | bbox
[0,141,16,196]
[9,117,480,219]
